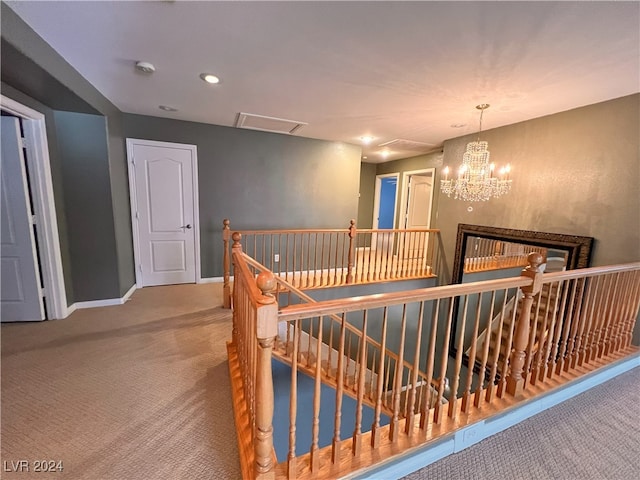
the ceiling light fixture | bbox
[135,61,156,73]
[159,105,178,112]
[200,73,220,84]
[360,135,374,144]
[440,104,512,202]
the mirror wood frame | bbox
[450,223,595,361]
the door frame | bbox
[372,172,399,229]
[126,138,201,287]
[398,168,436,229]
[0,95,68,319]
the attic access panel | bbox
[235,112,307,135]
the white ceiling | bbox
[7,1,639,162]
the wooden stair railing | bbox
[228,242,640,480]
[239,251,446,418]
[222,219,443,308]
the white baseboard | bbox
[70,284,137,311]
[199,276,232,284]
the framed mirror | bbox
[449,223,594,361]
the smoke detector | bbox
[135,61,156,74]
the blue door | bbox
[378,177,397,229]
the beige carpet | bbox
[1,283,241,480]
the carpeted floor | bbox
[1,283,241,480]
[1,283,638,480]
[402,366,640,480]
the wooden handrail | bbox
[229,237,640,479]
[279,277,532,321]
[222,219,442,308]
[240,251,441,395]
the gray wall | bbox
[53,111,121,300]
[1,3,135,302]
[357,162,377,229]
[436,94,640,272]
[122,114,362,278]
[0,82,75,303]
[368,150,444,230]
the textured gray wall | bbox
[357,162,377,229]
[122,114,362,278]
[2,4,135,302]
[0,82,75,304]
[372,150,444,229]
[53,111,121,301]
[437,94,640,272]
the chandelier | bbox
[440,104,512,202]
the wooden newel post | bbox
[255,271,278,478]
[230,232,242,342]
[507,252,543,397]
[347,219,356,284]
[223,219,231,309]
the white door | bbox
[405,174,433,230]
[401,172,434,260]
[127,140,199,286]
[1,116,45,321]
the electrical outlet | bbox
[274,254,280,263]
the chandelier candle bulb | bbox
[440,104,512,202]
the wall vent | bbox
[235,112,307,135]
[378,138,435,152]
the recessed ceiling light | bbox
[200,73,220,84]
[159,105,178,112]
[360,136,374,144]
[362,156,368,160]
[380,150,390,158]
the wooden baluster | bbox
[585,275,606,364]
[310,316,324,472]
[599,274,618,358]
[544,281,568,381]
[506,253,543,397]
[223,219,232,308]
[291,234,297,287]
[334,232,341,285]
[304,233,310,288]
[406,301,425,435]
[346,334,353,386]
[556,279,579,374]
[575,275,598,367]
[537,282,560,383]
[434,297,454,423]
[420,299,439,430]
[618,271,637,351]
[316,232,322,286]
[231,233,243,342]
[332,313,347,464]
[497,292,518,397]
[587,275,607,362]
[390,304,408,441]
[320,232,327,286]
[287,320,299,479]
[448,294,469,418]
[254,271,278,477]
[527,289,546,385]
[474,291,496,408]
[347,220,356,283]
[608,273,626,355]
[624,271,640,348]
[327,318,334,378]
[462,293,482,413]
[352,311,368,456]
[563,278,586,371]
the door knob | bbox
[181,224,192,229]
